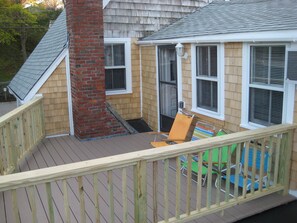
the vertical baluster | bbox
[175,157,180,220]
[46,182,55,223]
[122,168,128,223]
[225,146,231,202]
[273,135,281,186]
[206,150,213,209]
[93,173,100,223]
[134,160,147,223]
[250,143,257,194]
[78,176,86,223]
[12,189,20,223]
[266,136,274,189]
[164,159,169,221]
[216,147,222,206]
[196,151,203,212]
[153,161,158,223]
[63,179,70,223]
[234,143,242,199]
[107,170,114,223]
[186,154,192,215]
[259,139,266,192]
[242,141,250,198]
[29,185,37,223]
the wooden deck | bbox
[0,133,295,223]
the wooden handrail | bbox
[0,124,295,191]
[0,123,295,223]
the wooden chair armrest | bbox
[147,131,169,135]
[161,139,186,142]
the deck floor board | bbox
[0,133,296,223]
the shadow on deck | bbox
[0,133,295,223]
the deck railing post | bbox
[134,160,147,223]
[279,130,294,195]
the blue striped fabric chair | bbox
[216,147,269,196]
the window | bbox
[104,38,131,95]
[191,44,224,119]
[241,43,295,129]
[249,45,285,126]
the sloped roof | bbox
[104,0,209,38]
[8,10,67,100]
[142,0,297,41]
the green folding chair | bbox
[181,130,237,186]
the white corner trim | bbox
[156,46,160,132]
[22,48,68,103]
[103,0,110,8]
[176,51,183,106]
[139,46,143,117]
[65,50,74,136]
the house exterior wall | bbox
[37,59,70,136]
[141,45,158,130]
[106,38,141,120]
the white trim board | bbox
[103,0,110,8]
[138,30,297,45]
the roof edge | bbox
[12,48,68,104]
[138,29,297,45]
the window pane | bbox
[249,88,283,126]
[197,80,217,112]
[197,46,208,76]
[104,45,113,66]
[250,46,269,84]
[159,47,176,83]
[113,44,125,66]
[271,91,283,124]
[105,69,126,90]
[210,46,217,77]
[271,46,285,86]
[249,88,269,124]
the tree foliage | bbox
[0,0,62,81]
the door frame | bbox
[156,44,183,132]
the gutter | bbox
[138,30,297,45]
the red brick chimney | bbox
[65,0,127,139]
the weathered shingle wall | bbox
[141,45,158,130]
[37,59,70,136]
[104,0,209,38]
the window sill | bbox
[106,90,132,96]
[240,122,266,130]
[191,108,224,121]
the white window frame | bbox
[104,38,132,95]
[191,43,224,120]
[241,43,295,129]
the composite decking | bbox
[0,133,295,223]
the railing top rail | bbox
[0,95,43,126]
[0,123,296,191]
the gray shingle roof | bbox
[142,0,297,41]
[8,10,67,100]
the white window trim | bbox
[104,38,132,96]
[191,43,225,120]
[241,43,295,130]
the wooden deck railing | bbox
[0,124,295,222]
[0,95,45,175]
